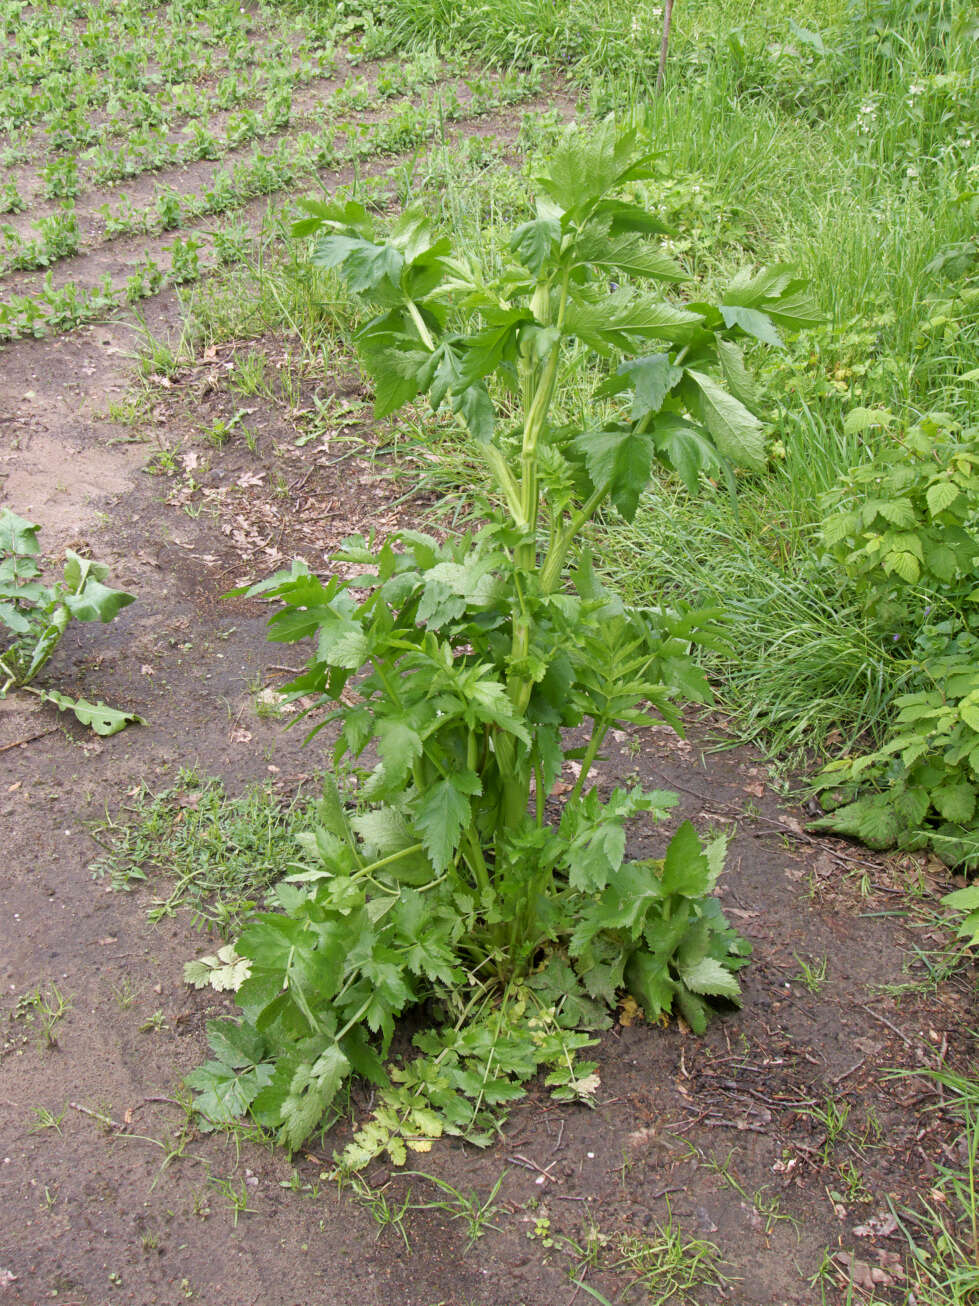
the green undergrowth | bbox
[889,1070,979,1306]
[92,770,314,933]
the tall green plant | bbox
[187,124,816,1166]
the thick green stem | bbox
[533,750,544,826]
[569,721,609,802]
[463,829,492,898]
[405,299,436,352]
[540,476,614,594]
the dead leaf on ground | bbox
[833,1250,902,1290]
[619,995,642,1027]
[853,1213,899,1238]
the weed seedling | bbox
[29,1105,67,1134]
[209,1175,257,1227]
[792,953,829,994]
[407,1170,507,1248]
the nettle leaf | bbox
[686,369,766,471]
[679,955,742,1001]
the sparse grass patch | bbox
[91,770,315,933]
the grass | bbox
[889,1070,979,1305]
[90,769,316,933]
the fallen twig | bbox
[506,1152,558,1182]
[70,1101,126,1132]
[0,726,59,754]
[859,1003,920,1050]
[830,1057,867,1086]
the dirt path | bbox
[1,126,977,1306]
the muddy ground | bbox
[1,197,978,1306]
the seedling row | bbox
[0,66,543,344]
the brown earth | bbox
[1,115,978,1306]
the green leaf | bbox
[660,821,710,896]
[376,720,423,783]
[679,956,742,1001]
[617,354,683,421]
[624,949,675,1020]
[719,304,782,347]
[843,407,896,435]
[885,550,920,584]
[451,381,495,442]
[0,601,33,635]
[311,233,403,295]
[927,481,960,517]
[414,778,471,872]
[716,338,761,412]
[564,291,702,353]
[0,508,41,556]
[61,576,135,623]
[510,216,559,275]
[185,1060,272,1127]
[932,783,976,824]
[536,121,656,216]
[572,427,653,521]
[573,230,686,284]
[254,1044,351,1151]
[686,369,765,471]
[34,687,143,735]
[205,1018,267,1069]
[809,796,900,849]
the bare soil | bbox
[1,125,978,1306]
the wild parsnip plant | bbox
[184,124,824,1167]
[0,508,140,734]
